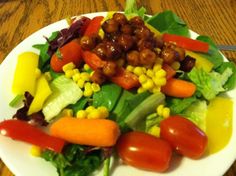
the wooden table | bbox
[0,0,235,176]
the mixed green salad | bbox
[0,0,235,176]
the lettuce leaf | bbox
[182,100,207,131]
[166,96,197,114]
[146,10,190,37]
[216,62,236,91]
[124,0,147,19]
[196,36,223,68]
[188,67,233,100]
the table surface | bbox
[0,0,235,176]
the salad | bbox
[0,0,235,176]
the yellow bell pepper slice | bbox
[28,75,52,115]
[206,96,233,154]
[185,50,214,72]
[12,52,39,96]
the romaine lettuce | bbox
[188,67,233,100]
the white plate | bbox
[0,12,236,176]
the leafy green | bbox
[124,0,147,19]
[68,97,89,115]
[216,62,236,90]
[33,31,59,71]
[125,92,165,130]
[182,100,207,131]
[146,10,190,37]
[196,36,223,68]
[41,144,103,176]
[111,90,151,123]
[92,83,122,111]
[166,96,198,114]
[42,75,83,121]
[144,113,164,133]
[188,67,233,100]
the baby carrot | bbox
[50,117,120,147]
[161,78,196,98]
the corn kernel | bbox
[137,87,146,94]
[86,106,96,113]
[97,106,109,118]
[151,87,161,93]
[91,83,101,92]
[35,68,41,79]
[139,74,148,84]
[73,68,80,74]
[142,67,147,73]
[72,73,81,82]
[61,108,73,117]
[62,62,76,72]
[77,79,85,88]
[153,63,162,72]
[153,77,166,86]
[157,104,164,116]
[84,82,92,89]
[171,61,181,70]
[44,72,52,82]
[76,110,88,119]
[30,145,41,157]
[126,65,134,72]
[83,89,93,97]
[133,66,144,76]
[65,70,74,78]
[142,79,154,90]
[163,107,170,118]
[148,126,160,137]
[146,69,154,77]
[155,69,166,78]
[87,109,102,119]
[80,72,90,81]
[83,64,91,71]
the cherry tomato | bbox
[84,16,104,36]
[50,40,82,72]
[116,131,172,172]
[160,115,208,159]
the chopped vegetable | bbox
[9,94,24,107]
[188,67,233,100]
[50,40,83,72]
[84,16,104,36]
[50,117,120,147]
[206,97,233,154]
[162,63,176,79]
[185,50,214,72]
[28,75,52,115]
[125,92,165,130]
[42,76,83,121]
[196,35,224,68]
[41,144,103,176]
[162,33,209,53]
[216,62,236,91]
[147,10,190,37]
[0,119,65,153]
[93,83,122,111]
[12,52,39,96]
[161,78,196,98]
